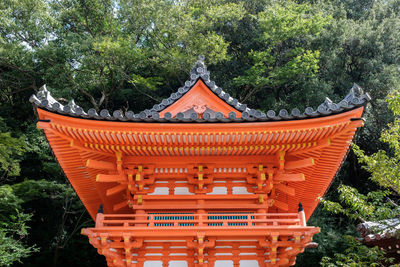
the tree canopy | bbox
[1,0,400,266]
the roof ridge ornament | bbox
[147,55,252,117]
[344,83,372,104]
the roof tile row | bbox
[30,56,371,123]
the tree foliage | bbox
[323,92,400,221]
[0,185,37,266]
[320,235,391,267]
[0,119,25,182]
[321,92,400,266]
[1,0,400,266]
[234,1,331,108]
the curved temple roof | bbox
[30,56,371,223]
[30,55,371,123]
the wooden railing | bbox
[94,212,306,228]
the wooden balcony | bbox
[82,211,319,267]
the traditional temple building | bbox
[30,56,370,267]
[358,219,400,260]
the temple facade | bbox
[30,56,370,267]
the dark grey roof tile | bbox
[339,100,349,109]
[229,98,238,107]
[151,112,160,119]
[222,92,230,101]
[203,112,212,120]
[238,103,247,112]
[178,87,186,94]
[215,112,224,119]
[205,80,216,89]
[100,109,111,119]
[139,111,147,119]
[201,73,210,81]
[317,105,330,115]
[87,108,97,116]
[266,110,276,119]
[164,112,172,119]
[75,107,85,116]
[228,112,237,120]
[189,112,198,120]
[304,107,314,116]
[29,94,41,106]
[291,108,301,117]
[279,109,292,119]
[52,102,63,111]
[113,110,123,119]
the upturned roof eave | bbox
[29,55,371,123]
[35,105,365,133]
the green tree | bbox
[1,0,400,266]
[320,92,400,266]
[0,185,37,266]
[0,119,25,184]
[319,235,390,267]
[0,118,35,266]
[234,1,331,109]
[323,91,400,221]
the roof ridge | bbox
[145,55,251,116]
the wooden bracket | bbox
[187,164,214,192]
[278,151,285,171]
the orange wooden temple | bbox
[30,56,370,267]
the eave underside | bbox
[37,107,364,220]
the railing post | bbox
[149,215,154,227]
[298,202,306,226]
[95,204,104,228]
[257,209,266,226]
[197,199,206,226]
[198,209,206,226]
[136,209,146,227]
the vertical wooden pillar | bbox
[298,203,306,226]
[257,209,266,226]
[136,209,146,227]
[197,199,206,226]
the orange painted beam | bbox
[96,174,125,183]
[275,184,296,196]
[86,159,116,170]
[275,173,305,182]
[106,184,126,196]
[285,158,314,170]
[273,200,289,211]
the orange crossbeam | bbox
[285,158,314,170]
[86,159,116,170]
[96,174,126,183]
[275,184,296,196]
[126,203,271,210]
[273,200,289,211]
[275,173,305,182]
[106,184,127,196]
